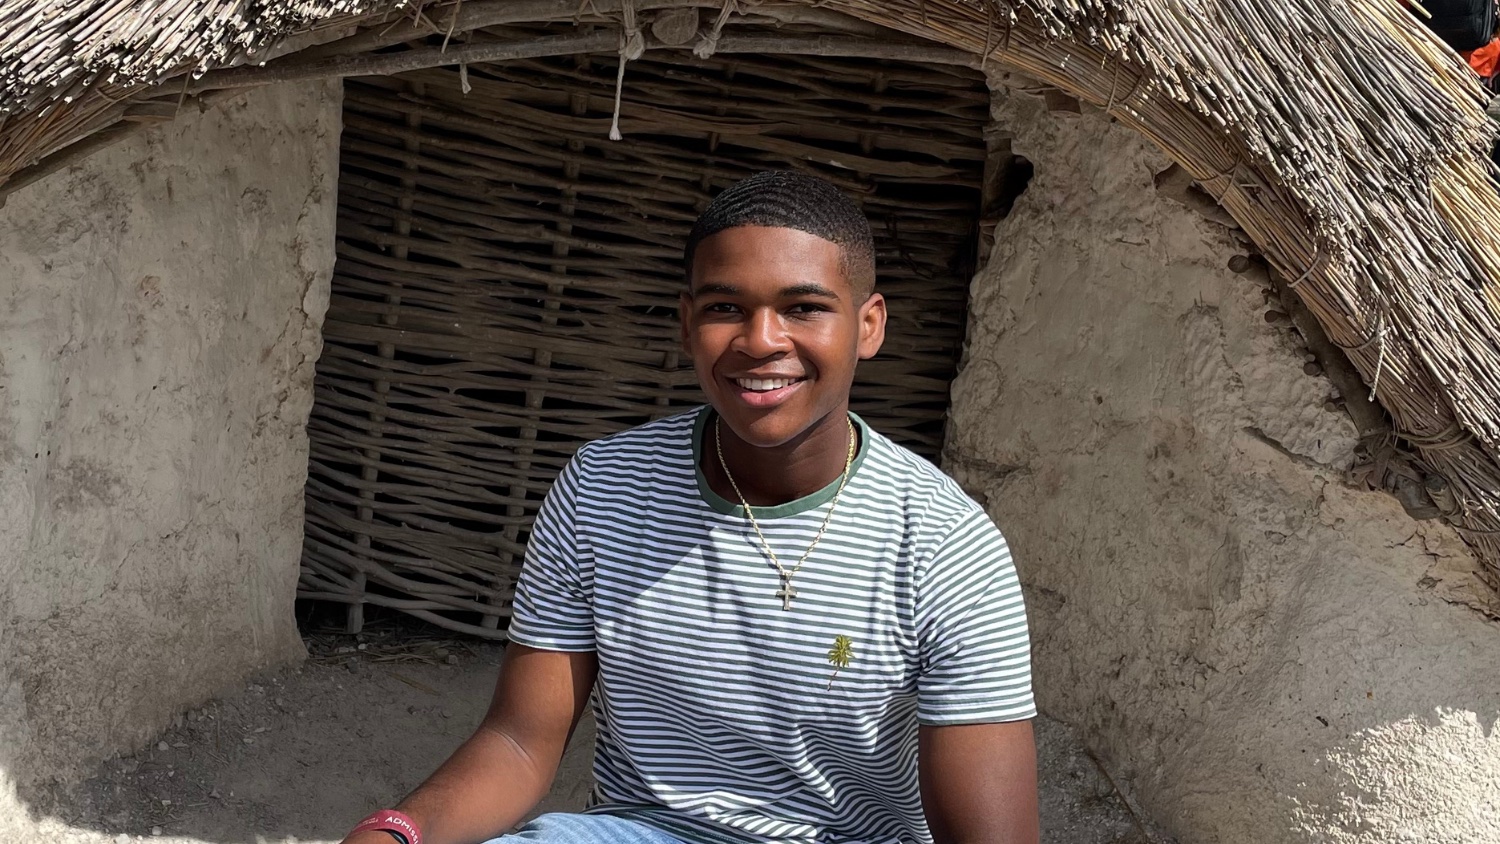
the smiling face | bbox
[680,225,886,449]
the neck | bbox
[707,408,854,507]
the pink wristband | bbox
[351,810,423,844]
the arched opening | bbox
[298,38,994,637]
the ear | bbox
[679,291,694,353]
[856,292,887,361]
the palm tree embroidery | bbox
[826,635,854,689]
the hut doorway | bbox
[296,37,994,637]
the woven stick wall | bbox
[296,40,989,636]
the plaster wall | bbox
[947,82,1500,843]
[0,80,341,828]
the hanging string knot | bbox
[695,0,743,59]
[610,0,644,140]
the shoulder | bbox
[574,408,698,464]
[563,408,700,495]
[855,424,989,541]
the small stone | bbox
[440,709,452,719]
[1303,361,1323,376]
[242,736,255,745]
[445,654,459,665]
[115,835,130,844]
[157,741,169,752]
[433,647,450,657]
[151,827,163,837]
[1227,254,1252,273]
[210,788,221,799]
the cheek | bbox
[799,328,857,374]
[687,325,732,360]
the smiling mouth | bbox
[735,377,805,392]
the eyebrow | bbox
[691,282,842,300]
[782,282,841,300]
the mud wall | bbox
[946,81,1500,843]
[0,80,341,827]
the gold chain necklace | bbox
[714,416,856,611]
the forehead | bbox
[689,225,850,293]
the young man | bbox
[342,171,1038,844]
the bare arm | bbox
[345,644,597,844]
[918,720,1040,844]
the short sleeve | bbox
[914,509,1035,725]
[507,450,595,652]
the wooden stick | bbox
[188,31,619,93]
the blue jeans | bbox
[483,813,686,844]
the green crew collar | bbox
[692,405,870,518]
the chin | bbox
[715,403,829,450]
[724,416,801,449]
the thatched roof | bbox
[3,0,1500,606]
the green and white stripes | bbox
[510,407,1034,844]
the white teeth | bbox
[737,378,796,392]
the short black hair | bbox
[684,170,877,299]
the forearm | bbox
[919,721,1040,844]
[398,725,556,844]
[342,645,595,844]
[390,725,557,844]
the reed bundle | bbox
[2,0,1499,602]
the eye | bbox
[703,302,739,315]
[787,303,829,316]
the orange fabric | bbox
[1464,38,1500,79]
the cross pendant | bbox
[776,582,798,611]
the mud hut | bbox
[2,1,1499,842]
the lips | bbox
[736,377,800,392]
[726,375,806,408]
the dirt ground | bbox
[22,622,1161,844]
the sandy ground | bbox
[22,628,1159,844]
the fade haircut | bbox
[684,171,877,299]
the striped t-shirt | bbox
[509,407,1034,844]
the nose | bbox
[734,307,791,358]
